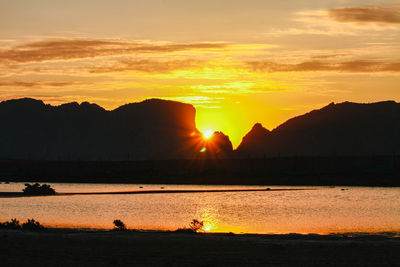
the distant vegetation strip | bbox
[1,156,399,186]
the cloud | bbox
[264,27,357,36]
[0,81,90,88]
[328,6,400,24]
[246,60,400,73]
[287,7,400,38]
[188,81,276,94]
[0,39,227,63]
[89,58,205,74]
[311,53,350,59]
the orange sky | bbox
[0,1,399,147]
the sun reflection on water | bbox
[196,206,246,234]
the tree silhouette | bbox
[113,219,127,231]
[189,219,204,232]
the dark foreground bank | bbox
[1,229,399,267]
[1,156,400,186]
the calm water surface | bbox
[0,182,399,234]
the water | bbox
[1,182,399,234]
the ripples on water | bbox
[0,182,399,234]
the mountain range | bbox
[0,98,399,161]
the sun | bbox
[203,130,214,139]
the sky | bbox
[0,0,399,147]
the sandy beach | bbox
[1,229,399,266]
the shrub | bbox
[0,218,21,230]
[189,219,204,233]
[22,183,56,195]
[113,219,127,231]
[22,219,45,231]
[176,219,205,233]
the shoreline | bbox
[3,227,400,239]
[0,187,311,198]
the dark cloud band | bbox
[247,60,400,73]
[0,39,227,63]
[328,6,400,24]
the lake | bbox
[1,183,399,234]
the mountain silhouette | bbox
[1,98,399,161]
[0,98,232,160]
[203,131,233,158]
[237,101,400,157]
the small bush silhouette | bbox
[189,219,204,233]
[0,218,21,230]
[23,183,56,195]
[176,219,205,233]
[22,219,45,231]
[113,219,126,231]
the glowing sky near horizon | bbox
[0,0,399,147]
